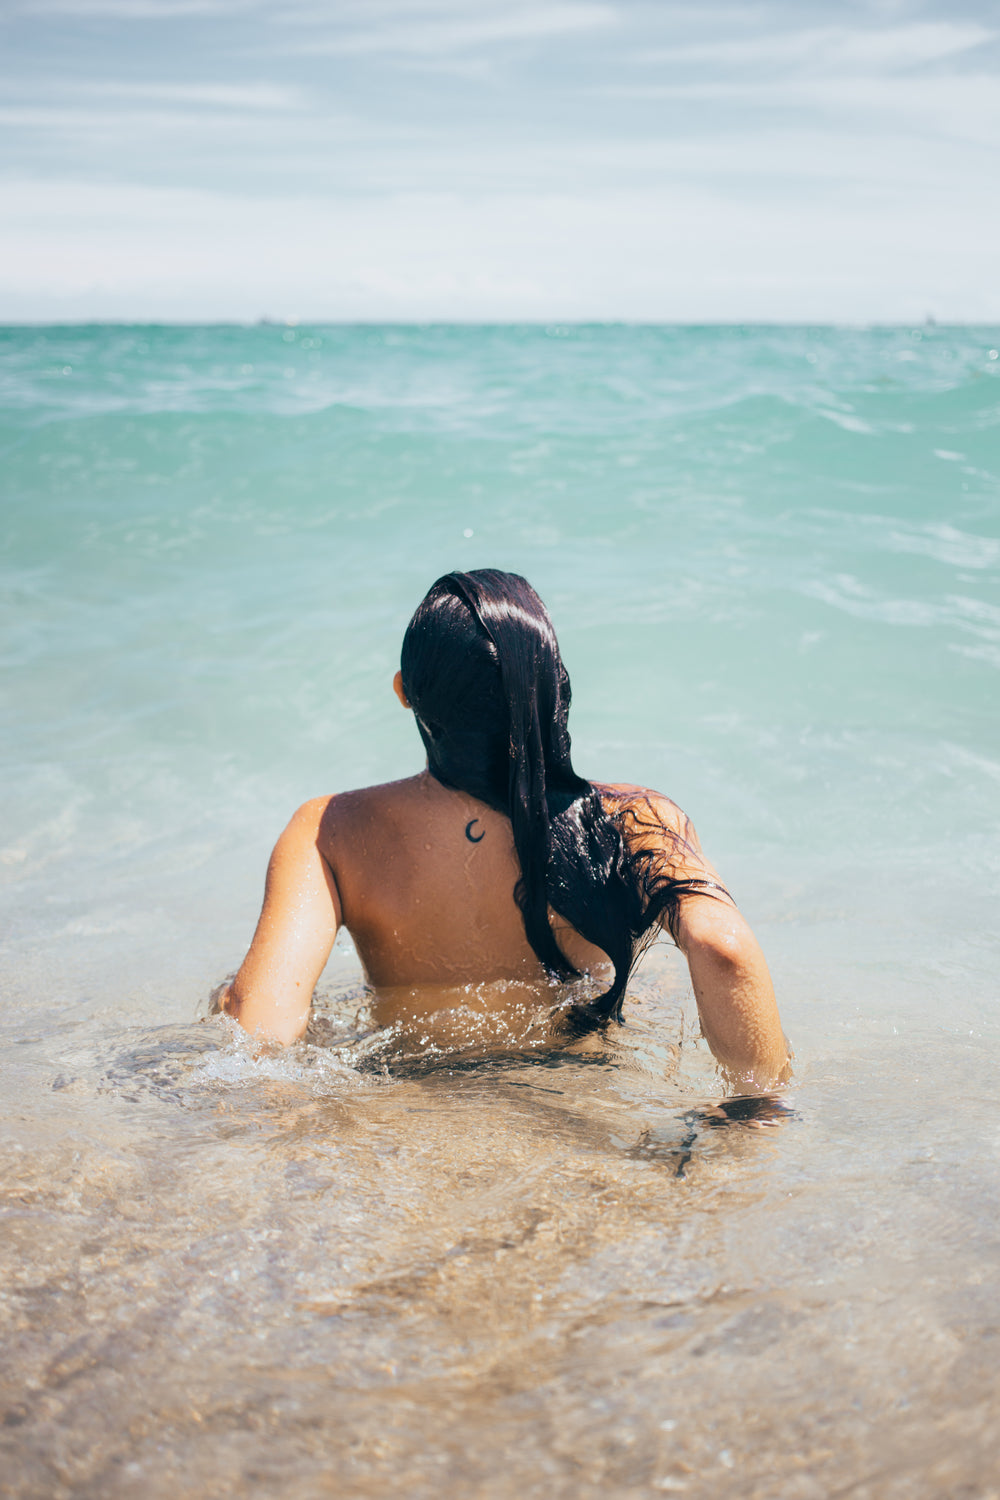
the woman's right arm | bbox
[218,796,342,1046]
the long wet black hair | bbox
[399,569,713,1027]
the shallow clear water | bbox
[2,323,999,1497]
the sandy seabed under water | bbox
[2,943,999,1500]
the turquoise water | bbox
[2,323,999,1496]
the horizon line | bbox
[4,316,999,331]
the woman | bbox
[220,569,790,1089]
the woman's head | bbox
[399,569,578,813]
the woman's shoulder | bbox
[591,781,700,849]
[295,775,429,826]
[591,782,735,910]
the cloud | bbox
[3,174,998,324]
[595,71,1000,149]
[634,21,996,75]
[280,3,619,57]
[0,102,396,182]
[97,81,303,109]
[7,0,261,16]
[1,80,305,111]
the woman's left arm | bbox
[673,893,791,1092]
[219,796,341,1045]
[609,784,791,1092]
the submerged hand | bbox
[700,1094,795,1129]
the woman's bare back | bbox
[320,770,611,992]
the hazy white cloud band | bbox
[1,0,997,320]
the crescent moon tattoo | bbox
[465,819,485,843]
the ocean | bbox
[2,322,999,1497]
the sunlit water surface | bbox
[2,323,999,1497]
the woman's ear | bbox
[392,670,411,709]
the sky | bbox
[1,0,999,322]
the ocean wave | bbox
[800,575,1000,639]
